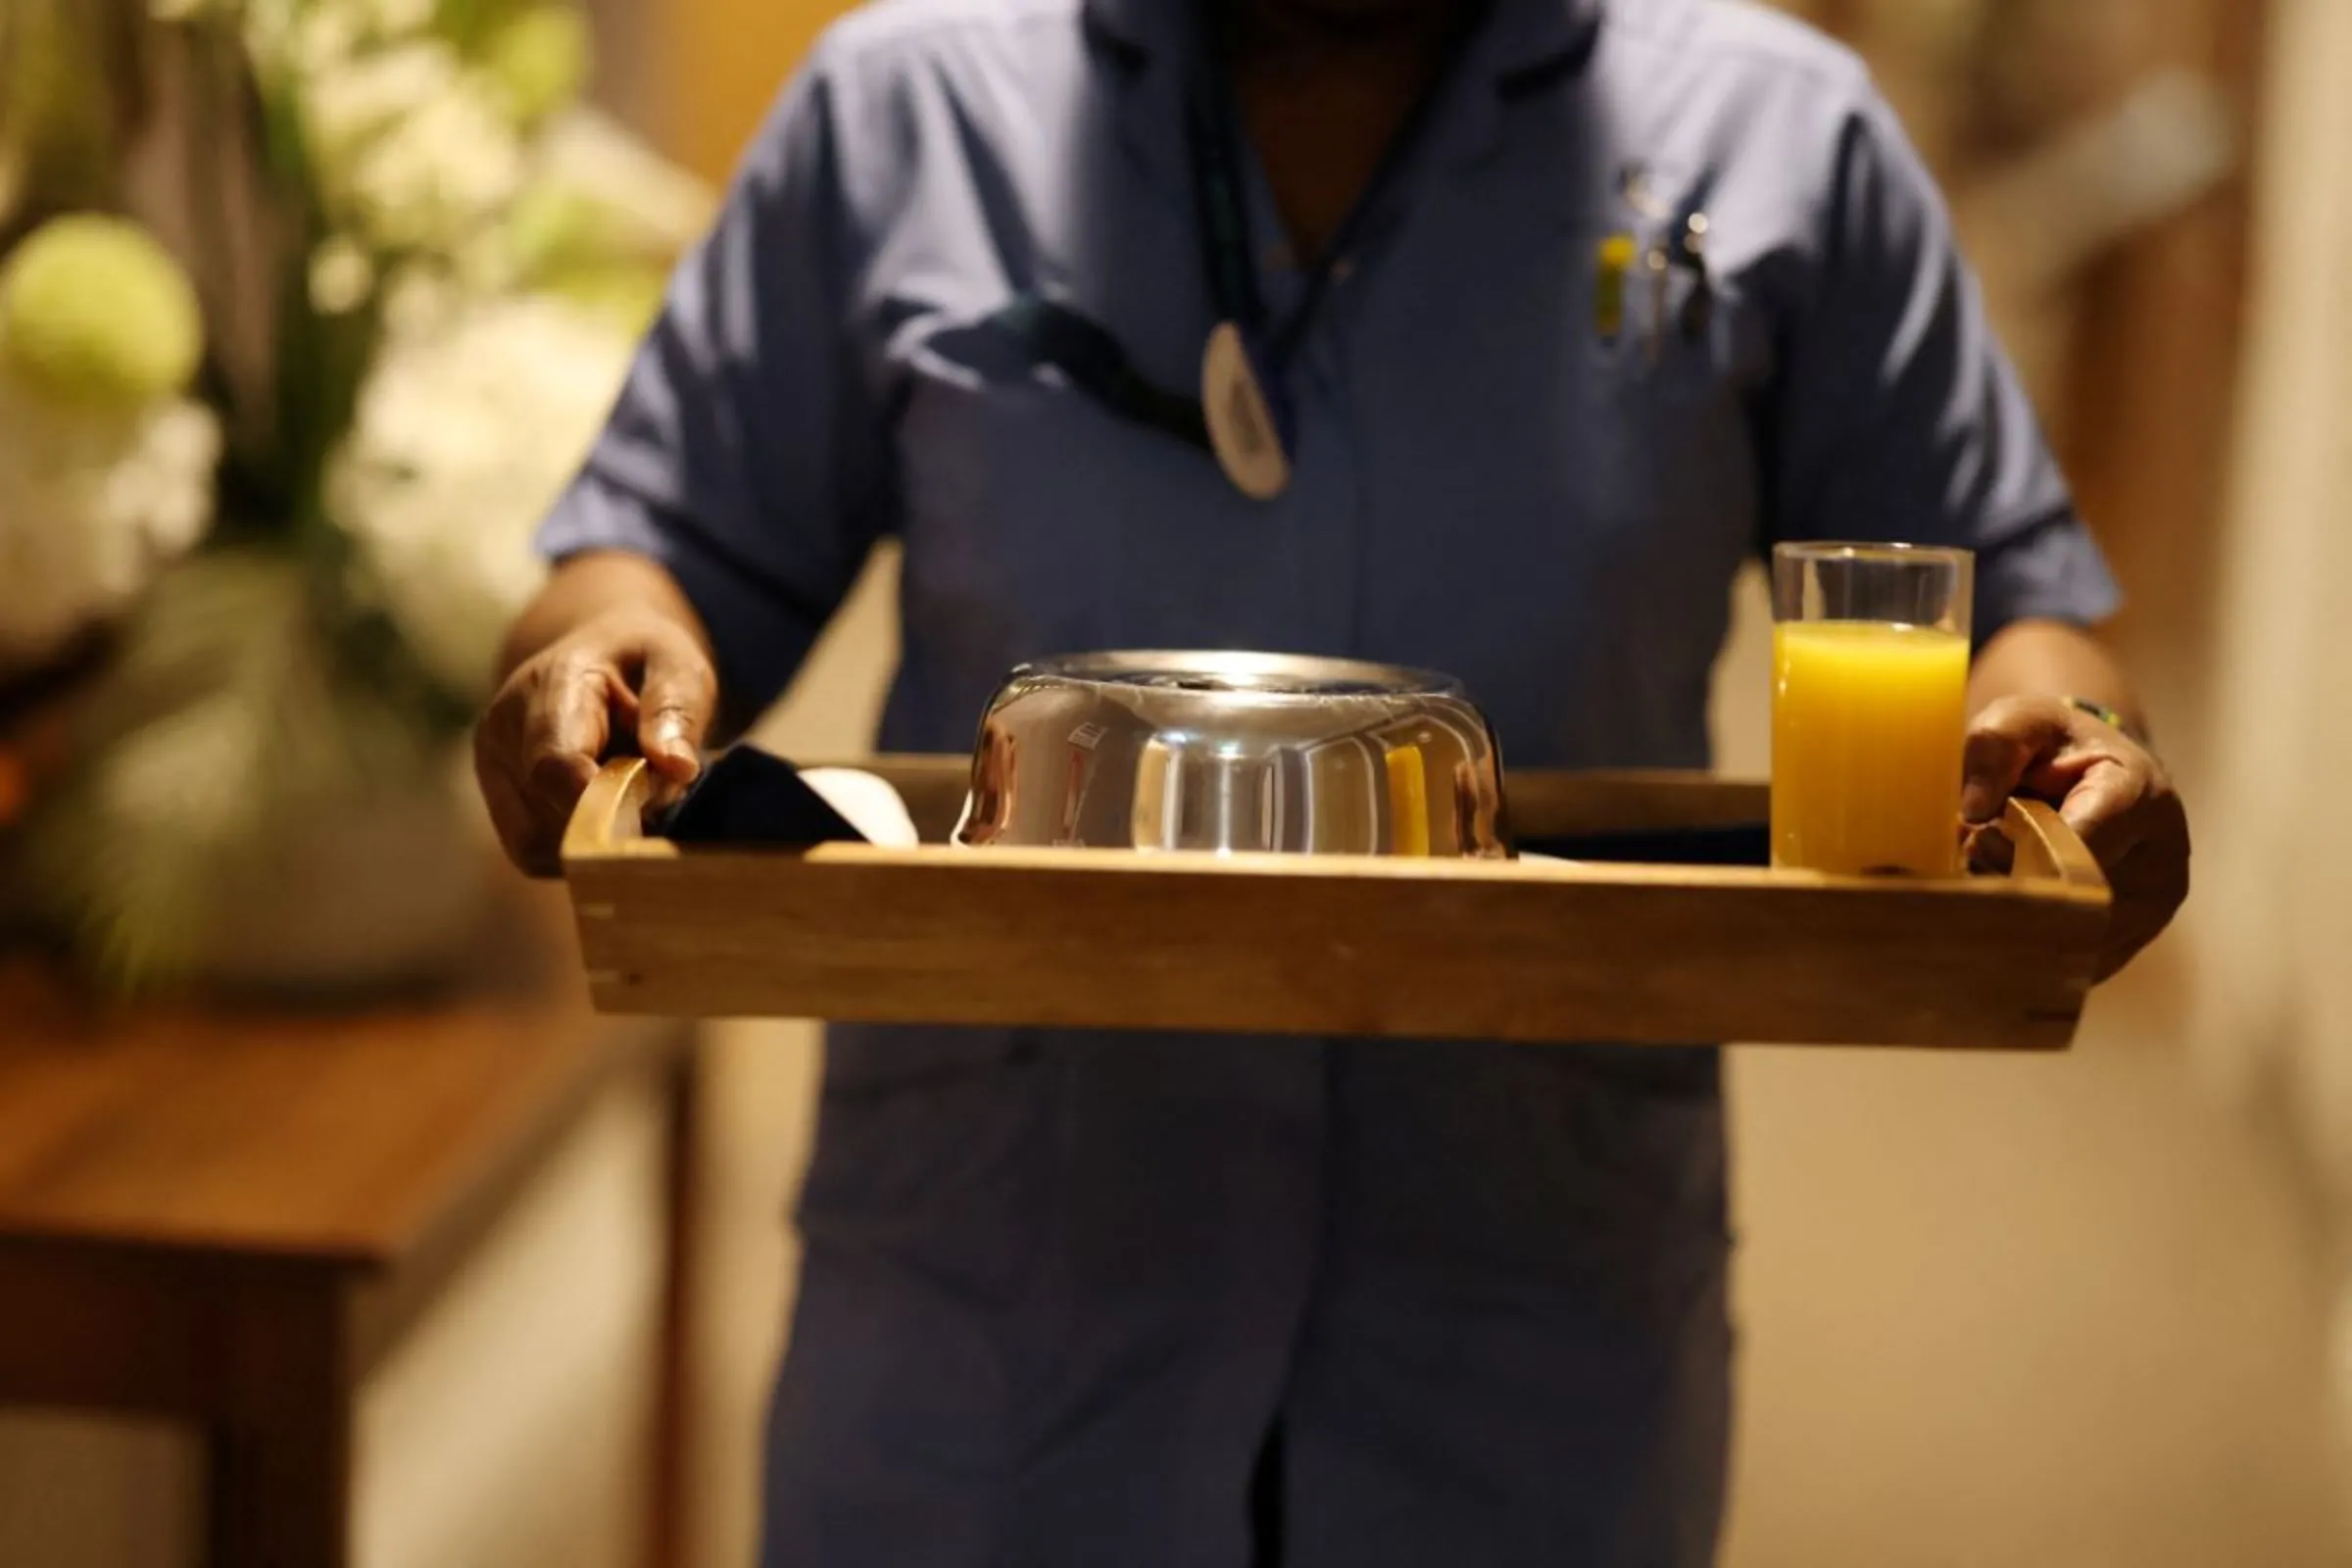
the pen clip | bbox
[1642,242,1674,368]
[1593,231,1637,344]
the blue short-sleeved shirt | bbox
[541,2,2117,1562]
[543,0,2113,758]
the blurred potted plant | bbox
[0,0,712,995]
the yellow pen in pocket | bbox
[1593,232,1637,344]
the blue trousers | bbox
[760,1028,1733,1567]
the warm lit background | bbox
[5,0,2349,1564]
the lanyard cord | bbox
[991,3,1490,456]
[994,295,1212,449]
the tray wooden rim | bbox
[561,757,2110,1052]
[564,756,2108,900]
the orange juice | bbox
[1771,621,1969,876]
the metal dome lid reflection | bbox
[953,651,1511,858]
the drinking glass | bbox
[1770,542,1975,876]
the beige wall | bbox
[2184,0,2352,1508]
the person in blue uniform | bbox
[476,0,2190,1561]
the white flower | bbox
[150,0,242,24]
[327,296,631,698]
[245,0,434,67]
[350,88,522,252]
[368,0,437,35]
[0,377,220,675]
[298,39,450,146]
[308,234,376,314]
[290,37,523,256]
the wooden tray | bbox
[561,756,2109,1051]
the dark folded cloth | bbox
[1518,823,1769,867]
[651,745,870,847]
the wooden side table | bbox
[0,920,697,1568]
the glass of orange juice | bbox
[1770,542,1974,876]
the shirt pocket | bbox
[1571,206,1759,413]
[1559,219,1764,582]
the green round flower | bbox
[479,6,592,126]
[505,184,614,279]
[0,216,204,410]
[537,263,667,335]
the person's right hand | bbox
[474,611,717,876]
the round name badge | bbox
[1201,320,1292,501]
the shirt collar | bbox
[1081,0,1604,83]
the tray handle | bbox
[564,758,665,861]
[2002,797,2107,895]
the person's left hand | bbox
[1962,696,2190,981]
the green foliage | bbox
[476,5,590,125]
[21,549,458,993]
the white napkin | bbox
[799,767,922,848]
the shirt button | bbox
[1263,242,1293,271]
[1332,257,1357,283]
